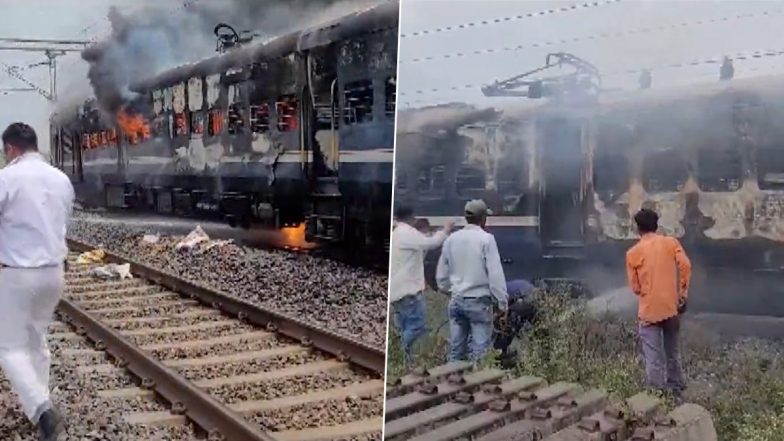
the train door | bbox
[538,117,586,257]
[304,46,346,242]
[305,47,340,177]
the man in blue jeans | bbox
[390,206,452,366]
[437,199,509,362]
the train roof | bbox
[124,1,398,92]
[396,103,499,135]
[500,72,784,120]
[398,73,784,135]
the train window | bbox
[175,113,189,137]
[228,104,245,135]
[190,112,205,136]
[151,116,167,139]
[757,147,784,190]
[593,153,629,200]
[395,171,407,190]
[344,80,374,125]
[497,158,528,195]
[385,77,396,118]
[315,101,338,131]
[416,166,446,192]
[208,109,225,136]
[276,95,298,132]
[456,165,486,197]
[642,148,689,192]
[697,147,742,192]
[250,104,270,133]
[227,85,245,135]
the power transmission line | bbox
[401,9,784,64]
[400,0,623,38]
[398,47,784,97]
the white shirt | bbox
[389,222,447,303]
[0,152,74,267]
[436,224,509,311]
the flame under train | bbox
[397,74,784,315]
[49,2,398,255]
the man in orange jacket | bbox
[626,208,692,402]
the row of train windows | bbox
[161,76,395,138]
[594,148,784,192]
[397,166,524,194]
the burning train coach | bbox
[50,1,398,253]
[396,74,784,314]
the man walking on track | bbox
[437,199,508,362]
[390,205,452,367]
[0,123,74,440]
[626,208,691,403]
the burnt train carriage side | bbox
[50,1,398,253]
[580,75,784,312]
[49,99,122,208]
[395,104,545,281]
[399,75,784,313]
[298,1,398,249]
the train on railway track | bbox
[49,1,398,255]
[396,68,784,315]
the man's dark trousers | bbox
[638,315,685,393]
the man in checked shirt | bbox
[626,208,692,403]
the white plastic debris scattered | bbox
[202,239,233,252]
[90,263,133,280]
[176,225,209,251]
[141,234,160,244]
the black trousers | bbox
[493,298,537,354]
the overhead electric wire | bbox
[400,0,623,38]
[398,47,784,97]
[401,9,784,64]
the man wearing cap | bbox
[436,199,509,362]
[390,205,453,366]
[0,123,73,440]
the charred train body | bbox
[397,75,784,314]
[50,2,398,253]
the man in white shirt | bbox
[0,123,74,441]
[389,206,452,366]
[437,199,508,362]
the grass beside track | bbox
[387,289,784,441]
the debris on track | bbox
[68,215,388,350]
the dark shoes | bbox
[37,407,65,441]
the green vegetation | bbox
[386,289,784,440]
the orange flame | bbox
[116,108,151,144]
[279,223,310,250]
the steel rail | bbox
[57,298,276,441]
[66,238,386,374]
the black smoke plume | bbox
[78,0,381,115]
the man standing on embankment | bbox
[390,206,452,366]
[626,208,692,402]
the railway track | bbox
[383,363,717,441]
[53,239,385,441]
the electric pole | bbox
[0,37,90,101]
